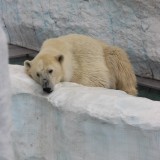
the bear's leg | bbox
[104,46,137,96]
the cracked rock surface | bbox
[1,0,160,80]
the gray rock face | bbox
[1,0,160,80]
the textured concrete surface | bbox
[10,64,160,160]
[0,25,14,160]
[1,0,160,80]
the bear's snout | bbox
[43,87,52,93]
[42,79,53,93]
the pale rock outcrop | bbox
[0,25,14,160]
[10,64,160,160]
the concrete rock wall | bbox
[0,25,15,160]
[10,65,160,160]
[1,0,160,80]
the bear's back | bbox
[58,34,111,87]
[42,34,108,74]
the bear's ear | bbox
[56,55,64,63]
[24,60,32,70]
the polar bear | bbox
[24,34,137,95]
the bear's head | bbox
[24,52,64,93]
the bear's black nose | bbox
[43,87,52,93]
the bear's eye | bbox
[48,69,53,74]
[37,73,40,77]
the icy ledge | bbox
[10,65,160,160]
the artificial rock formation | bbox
[1,0,160,80]
[10,64,160,160]
[0,25,14,160]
